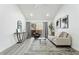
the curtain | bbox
[26,22,31,38]
[43,22,48,38]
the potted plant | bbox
[49,22,55,36]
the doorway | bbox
[26,21,48,39]
[30,22,43,38]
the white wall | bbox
[0,4,26,52]
[54,4,79,51]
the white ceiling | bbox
[17,4,63,20]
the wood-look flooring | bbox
[0,38,79,55]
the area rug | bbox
[24,39,79,55]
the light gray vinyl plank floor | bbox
[0,38,34,55]
[0,37,79,55]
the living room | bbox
[0,4,79,55]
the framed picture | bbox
[56,18,61,28]
[61,15,69,29]
[31,23,36,30]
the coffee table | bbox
[38,37,47,44]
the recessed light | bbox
[46,13,50,16]
[30,13,33,16]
